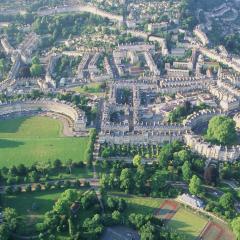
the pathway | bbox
[0,178,99,194]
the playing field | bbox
[168,208,208,240]
[0,116,89,167]
[155,200,178,220]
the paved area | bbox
[101,226,140,240]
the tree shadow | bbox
[168,219,197,239]
[0,116,31,133]
[4,190,61,216]
[124,202,159,217]
[0,139,24,148]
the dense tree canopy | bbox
[133,154,142,167]
[219,193,234,210]
[206,116,237,145]
[30,63,43,77]
[189,175,201,196]
[182,161,192,182]
[231,216,240,240]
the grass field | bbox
[0,116,89,167]
[111,193,164,216]
[4,190,63,218]
[111,194,212,239]
[168,208,208,240]
[4,189,66,231]
[71,83,105,96]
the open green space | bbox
[49,167,93,180]
[111,194,212,239]
[4,190,63,219]
[3,189,66,232]
[3,189,84,235]
[0,116,90,167]
[71,83,105,96]
[168,208,208,240]
[111,193,164,216]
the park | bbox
[0,115,90,168]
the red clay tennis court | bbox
[154,200,179,220]
[199,222,235,240]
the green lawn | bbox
[71,83,105,96]
[111,193,164,216]
[111,194,209,239]
[49,167,93,180]
[4,189,65,232]
[168,208,208,240]
[4,190,63,218]
[0,116,90,167]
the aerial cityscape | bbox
[0,0,240,239]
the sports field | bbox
[155,200,178,220]
[168,208,208,240]
[200,221,235,240]
[0,116,89,167]
[108,194,235,239]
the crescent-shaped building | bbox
[0,99,87,132]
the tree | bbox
[129,213,146,229]
[158,144,173,167]
[82,214,103,237]
[120,168,133,193]
[177,150,190,163]
[135,165,147,194]
[206,116,237,145]
[182,161,192,182]
[64,180,71,188]
[28,170,39,182]
[53,159,62,169]
[5,186,13,195]
[231,216,240,240]
[101,148,111,158]
[45,182,52,190]
[118,198,127,212]
[140,222,156,240]
[151,171,168,197]
[100,174,109,189]
[30,63,43,77]
[106,197,117,210]
[66,159,73,174]
[189,175,201,196]
[0,224,10,240]
[35,184,41,192]
[54,189,79,216]
[32,56,40,64]
[219,193,234,210]
[112,210,121,224]
[25,184,32,193]
[204,165,219,185]
[133,154,142,167]
[3,208,18,231]
[17,164,27,176]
